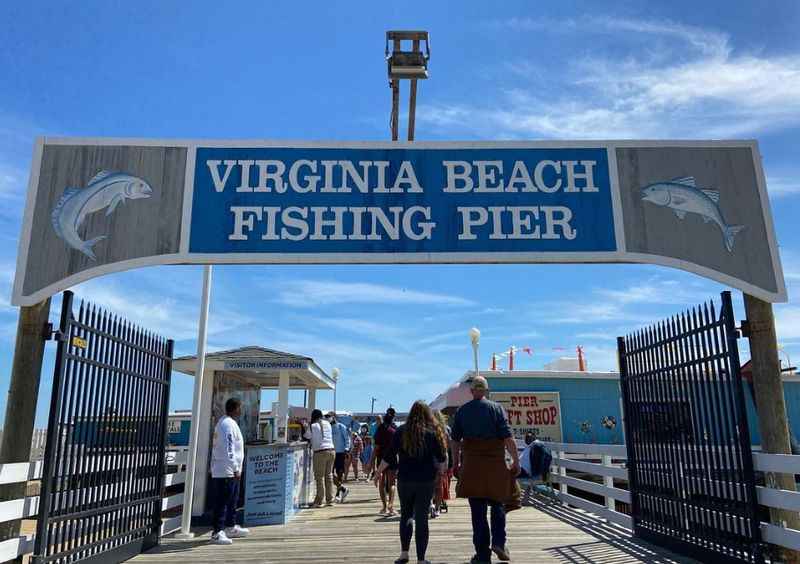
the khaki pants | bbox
[313,449,335,504]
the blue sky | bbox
[1,2,800,426]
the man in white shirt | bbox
[303,409,335,507]
[210,397,250,545]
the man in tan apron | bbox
[452,376,520,563]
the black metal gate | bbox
[34,291,174,564]
[618,291,763,563]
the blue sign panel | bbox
[244,445,288,526]
[189,147,616,254]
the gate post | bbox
[0,298,51,551]
[743,293,800,562]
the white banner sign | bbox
[491,391,563,442]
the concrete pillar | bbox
[307,388,316,411]
[278,370,290,443]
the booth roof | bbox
[174,345,311,363]
[172,345,334,389]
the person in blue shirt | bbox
[327,412,352,502]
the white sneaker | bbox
[210,531,233,545]
[225,525,250,538]
[340,487,349,503]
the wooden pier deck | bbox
[132,481,695,563]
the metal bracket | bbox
[740,319,773,338]
[740,320,751,338]
[43,323,66,342]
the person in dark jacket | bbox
[452,376,520,563]
[375,400,446,564]
[374,408,398,515]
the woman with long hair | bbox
[431,410,452,517]
[375,401,446,564]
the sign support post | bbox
[743,293,800,562]
[0,299,51,549]
[177,265,213,539]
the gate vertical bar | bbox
[149,339,174,548]
[617,336,641,529]
[33,291,73,563]
[722,291,764,561]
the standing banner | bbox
[491,391,563,442]
[13,139,786,305]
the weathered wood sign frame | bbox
[13,137,786,305]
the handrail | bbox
[539,441,800,555]
[0,448,187,563]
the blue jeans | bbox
[468,498,506,560]
[212,477,240,534]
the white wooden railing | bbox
[539,441,800,554]
[0,446,188,563]
[0,429,49,462]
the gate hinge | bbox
[740,320,751,338]
[43,323,67,342]
[740,319,774,338]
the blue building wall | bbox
[488,375,800,446]
[744,380,800,446]
[168,420,191,446]
[488,377,625,444]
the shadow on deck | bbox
[131,482,696,563]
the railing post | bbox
[603,454,615,513]
[558,451,567,495]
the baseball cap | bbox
[470,375,489,390]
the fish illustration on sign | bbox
[640,176,745,252]
[51,171,153,260]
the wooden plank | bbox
[128,481,690,564]
[553,457,628,480]
[163,471,185,487]
[753,452,800,473]
[0,495,39,524]
[160,514,182,537]
[543,442,628,457]
[757,485,800,513]
[0,534,34,563]
[761,522,800,552]
[551,473,631,503]
[161,493,183,512]
[0,461,42,485]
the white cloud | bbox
[776,305,800,342]
[0,165,26,202]
[596,278,709,305]
[416,329,469,346]
[422,17,800,140]
[274,280,474,308]
[766,177,800,198]
[539,277,716,325]
[73,279,252,342]
[580,344,620,372]
[314,317,405,340]
[575,332,618,341]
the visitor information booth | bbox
[173,346,335,526]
